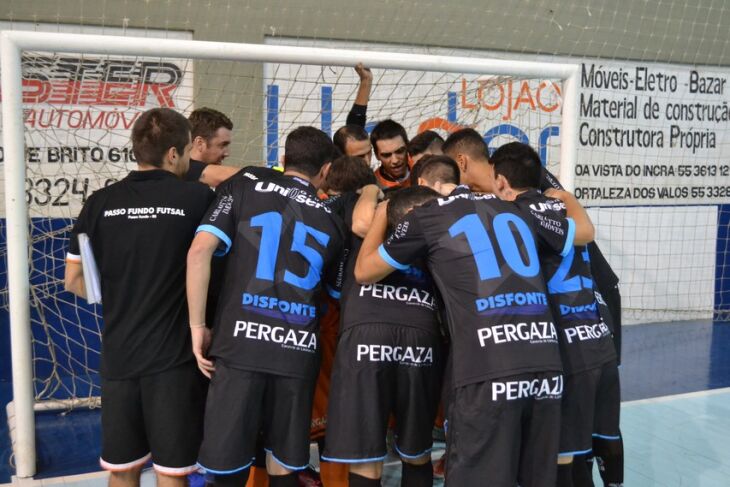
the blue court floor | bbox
[2,320,730,486]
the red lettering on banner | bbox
[460,78,563,121]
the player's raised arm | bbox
[351,183,383,237]
[544,189,595,245]
[346,63,373,127]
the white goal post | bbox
[0,30,580,478]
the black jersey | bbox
[539,168,622,359]
[338,195,439,334]
[198,169,345,379]
[67,169,215,379]
[184,159,207,182]
[514,190,616,375]
[379,186,574,387]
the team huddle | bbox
[64,67,623,487]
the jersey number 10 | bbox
[449,213,539,280]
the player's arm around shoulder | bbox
[545,189,595,246]
[354,201,397,284]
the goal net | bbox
[1,28,579,476]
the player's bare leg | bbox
[156,473,188,487]
[108,466,143,487]
[349,461,383,486]
[266,452,299,487]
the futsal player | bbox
[489,142,620,487]
[353,146,595,486]
[64,108,213,487]
[187,126,345,487]
[323,186,444,487]
[539,165,625,487]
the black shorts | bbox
[322,324,444,462]
[446,371,563,487]
[560,359,621,455]
[100,361,205,475]
[198,362,316,474]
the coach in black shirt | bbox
[65,108,214,487]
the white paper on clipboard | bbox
[78,233,102,304]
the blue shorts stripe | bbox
[320,454,388,464]
[264,449,308,471]
[197,459,254,475]
[393,443,432,460]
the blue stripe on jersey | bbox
[197,224,232,256]
[562,218,576,257]
[327,285,341,300]
[378,244,410,271]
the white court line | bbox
[622,387,730,406]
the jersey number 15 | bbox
[251,211,330,290]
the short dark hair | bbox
[408,130,444,157]
[489,142,542,190]
[370,119,409,154]
[284,126,337,177]
[131,108,190,167]
[386,186,440,232]
[333,124,369,154]
[442,128,488,162]
[188,107,233,141]
[416,155,460,186]
[325,155,376,193]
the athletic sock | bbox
[557,463,574,487]
[348,472,382,487]
[211,469,251,486]
[401,461,433,487]
[593,436,624,487]
[571,454,594,487]
[268,472,299,487]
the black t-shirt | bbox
[198,169,345,379]
[379,186,573,387]
[184,159,207,182]
[514,190,616,374]
[337,193,439,334]
[346,103,368,128]
[67,170,215,379]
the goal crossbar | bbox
[0,30,580,477]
